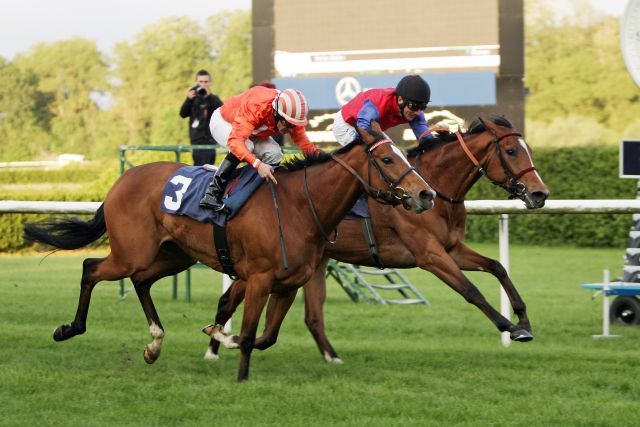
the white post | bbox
[593,269,620,339]
[222,275,233,334]
[499,214,511,347]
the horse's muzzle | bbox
[403,188,435,212]
[524,190,548,209]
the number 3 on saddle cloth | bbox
[160,165,265,227]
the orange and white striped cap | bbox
[272,89,309,126]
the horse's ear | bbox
[477,116,497,137]
[477,116,488,129]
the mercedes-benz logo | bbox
[335,77,361,106]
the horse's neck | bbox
[289,155,364,237]
[417,134,491,201]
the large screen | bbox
[253,0,523,143]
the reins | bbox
[303,166,338,244]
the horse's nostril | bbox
[419,189,434,202]
[531,191,548,202]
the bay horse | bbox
[23,135,435,381]
[205,115,549,363]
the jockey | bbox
[200,86,320,210]
[333,74,431,146]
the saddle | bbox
[160,165,264,227]
[161,165,266,279]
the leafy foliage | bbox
[525,0,640,142]
[465,145,637,247]
[0,11,252,161]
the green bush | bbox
[1,146,637,252]
[0,162,99,184]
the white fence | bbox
[4,199,640,346]
[5,199,640,215]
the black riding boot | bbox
[199,154,240,210]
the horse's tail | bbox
[24,204,107,250]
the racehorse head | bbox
[340,136,436,213]
[471,116,549,209]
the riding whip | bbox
[269,181,289,270]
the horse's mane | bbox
[406,115,514,157]
[280,141,358,171]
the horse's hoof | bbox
[203,324,239,349]
[323,351,344,364]
[143,345,160,364]
[52,323,83,342]
[222,335,240,349]
[202,324,218,337]
[203,348,219,361]
[510,329,533,342]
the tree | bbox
[206,10,252,99]
[11,38,107,155]
[111,17,214,147]
[0,59,52,160]
[525,0,640,137]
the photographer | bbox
[179,69,223,165]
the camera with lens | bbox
[191,85,207,97]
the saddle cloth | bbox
[160,165,264,227]
[345,193,370,220]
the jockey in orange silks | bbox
[200,85,320,210]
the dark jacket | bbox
[179,93,223,142]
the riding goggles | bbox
[406,101,428,112]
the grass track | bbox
[1,244,639,426]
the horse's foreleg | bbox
[420,249,532,342]
[236,274,272,382]
[131,246,196,364]
[254,288,298,351]
[301,257,342,363]
[54,256,129,342]
[450,242,531,332]
[203,279,247,359]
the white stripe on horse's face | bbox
[390,145,411,167]
[518,137,543,181]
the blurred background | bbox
[0,0,638,250]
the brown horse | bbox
[206,115,549,362]
[23,136,435,381]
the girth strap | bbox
[213,223,238,279]
[361,216,385,269]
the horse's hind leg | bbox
[130,243,196,364]
[450,242,531,333]
[301,257,342,363]
[203,279,247,359]
[253,287,298,351]
[54,256,130,341]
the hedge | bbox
[0,146,637,252]
[464,146,637,247]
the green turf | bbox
[1,244,638,426]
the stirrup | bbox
[199,193,225,210]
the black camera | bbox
[191,85,207,97]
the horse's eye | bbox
[506,149,516,156]
[381,157,393,164]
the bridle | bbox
[412,121,537,203]
[303,138,417,243]
[475,117,538,199]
